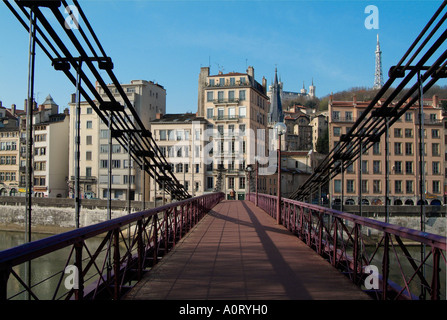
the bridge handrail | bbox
[251,193,446,250]
[0,192,224,300]
[249,192,446,300]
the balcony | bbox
[213,115,240,122]
[212,98,240,106]
[70,176,97,182]
[332,117,355,123]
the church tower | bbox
[309,78,316,98]
[373,34,383,89]
[268,68,284,125]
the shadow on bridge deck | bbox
[124,200,370,300]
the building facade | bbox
[0,103,20,196]
[328,95,445,206]
[150,113,210,202]
[68,80,166,201]
[197,66,271,199]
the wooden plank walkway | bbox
[124,200,370,300]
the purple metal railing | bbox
[0,192,224,300]
[248,193,446,300]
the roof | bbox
[151,113,209,124]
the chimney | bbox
[71,93,76,104]
[156,113,163,119]
[247,66,254,79]
[64,108,69,115]
[353,94,357,106]
[432,95,439,108]
[11,104,16,116]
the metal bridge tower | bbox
[373,34,384,89]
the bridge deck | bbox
[124,200,370,300]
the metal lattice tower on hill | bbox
[373,34,384,89]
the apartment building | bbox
[0,105,20,196]
[150,113,210,202]
[329,95,445,206]
[68,80,166,200]
[197,66,271,199]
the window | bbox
[112,160,121,169]
[405,128,413,138]
[332,111,340,120]
[86,136,92,145]
[361,180,368,193]
[239,107,246,118]
[207,177,214,189]
[406,180,414,194]
[112,145,121,153]
[334,180,341,193]
[433,180,440,193]
[373,160,381,174]
[207,91,213,102]
[100,160,108,168]
[333,127,341,137]
[405,161,413,174]
[394,142,402,155]
[228,177,235,189]
[228,90,235,101]
[100,130,108,139]
[433,161,440,174]
[361,160,368,174]
[432,143,440,156]
[218,91,224,102]
[346,180,355,193]
[86,151,92,161]
[239,90,246,101]
[373,142,380,155]
[207,108,213,119]
[100,144,108,153]
[394,161,402,174]
[228,107,236,119]
[395,180,402,193]
[394,128,402,138]
[373,180,381,193]
[346,164,354,174]
[239,177,245,189]
[159,130,167,140]
[111,175,120,184]
[405,142,413,155]
[86,167,92,177]
[86,121,93,129]
[432,129,440,138]
[405,112,413,122]
[345,111,353,121]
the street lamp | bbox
[245,164,253,200]
[274,122,287,224]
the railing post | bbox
[382,233,390,300]
[353,224,359,284]
[113,228,120,300]
[430,247,441,300]
[332,218,338,267]
[153,214,158,265]
[0,266,11,301]
[164,209,169,253]
[137,219,143,280]
[318,212,323,255]
[173,207,178,248]
[74,241,84,300]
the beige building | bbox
[0,105,20,196]
[68,80,166,200]
[150,113,210,202]
[197,66,272,199]
[329,95,445,206]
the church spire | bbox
[373,34,383,89]
[268,67,284,125]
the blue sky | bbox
[0,0,446,114]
